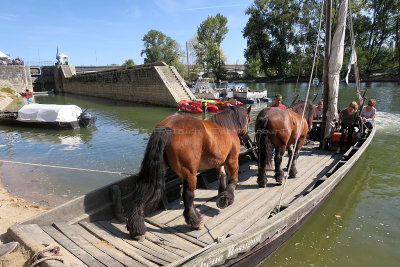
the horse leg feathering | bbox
[274,147,285,184]
[256,118,273,188]
[216,154,239,209]
[288,147,300,178]
[217,166,227,195]
[182,179,203,229]
[126,127,172,240]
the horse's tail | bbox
[257,117,273,169]
[127,126,173,239]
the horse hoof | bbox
[189,221,204,230]
[289,169,298,178]
[217,193,234,209]
[257,177,267,188]
[133,235,145,242]
[216,196,229,209]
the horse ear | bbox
[247,106,252,114]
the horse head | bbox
[289,100,315,130]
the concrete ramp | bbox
[60,65,76,78]
[156,65,195,101]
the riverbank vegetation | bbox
[127,0,398,82]
[242,0,399,80]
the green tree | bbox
[243,0,300,77]
[194,13,229,80]
[244,55,262,78]
[141,29,184,74]
[351,0,397,75]
[122,59,135,66]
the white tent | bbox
[0,50,10,59]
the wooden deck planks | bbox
[143,222,202,254]
[216,154,339,240]
[94,221,171,265]
[149,161,254,224]
[79,221,157,267]
[41,225,107,267]
[107,221,182,262]
[247,156,340,232]
[70,224,141,266]
[163,168,258,241]
[11,224,85,267]
[52,223,125,267]
[196,152,335,243]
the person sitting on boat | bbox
[337,101,359,153]
[314,100,323,120]
[361,98,376,129]
[270,94,286,108]
[310,100,324,140]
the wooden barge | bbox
[8,127,375,266]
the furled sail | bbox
[324,0,348,139]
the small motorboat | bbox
[177,100,202,113]
[0,104,96,129]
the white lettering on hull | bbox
[193,234,263,267]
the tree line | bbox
[123,0,399,80]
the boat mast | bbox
[321,0,332,148]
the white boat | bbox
[0,104,96,129]
[191,78,220,99]
[232,85,268,101]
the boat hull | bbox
[7,126,375,267]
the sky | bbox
[0,0,253,66]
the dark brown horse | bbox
[255,100,314,186]
[127,106,251,240]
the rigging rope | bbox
[0,159,133,176]
[348,1,363,102]
[276,0,326,212]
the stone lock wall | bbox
[0,65,33,92]
[56,62,180,107]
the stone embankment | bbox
[0,92,13,110]
[55,62,194,107]
[0,66,32,93]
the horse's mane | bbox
[289,100,315,119]
[209,106,247,132]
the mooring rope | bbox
[0,159,133,176]
[276,0,325,212]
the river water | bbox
[0,82,399,266]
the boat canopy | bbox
[17,104,83,122]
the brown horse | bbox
[127,106,251,240]
[255,100,314,187]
